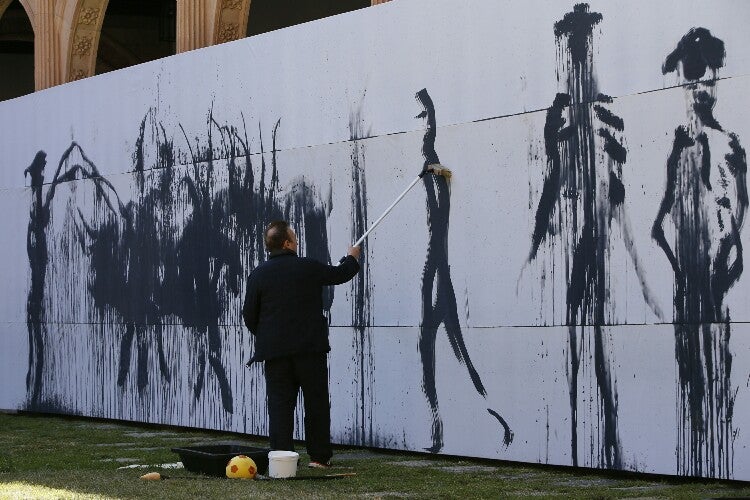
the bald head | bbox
[264,220,297,253]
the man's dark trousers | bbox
[265,351,331,463]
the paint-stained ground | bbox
[1,413,749,499]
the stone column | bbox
[177,0,216,53]
[33,0,62,90]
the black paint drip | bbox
[24,151,49,409]
[653,32,746,477]
[348,102,375,446]
[416,88,512,452]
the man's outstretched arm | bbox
[318,246,361,285]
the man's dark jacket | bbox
[243,250,360,362]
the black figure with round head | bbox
[653,28,746,479]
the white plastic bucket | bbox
[267,450,299,478]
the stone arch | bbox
[96,0,176,73]
[11,0,34,23]
[62,0,109,82]
[213,0,251,45]
[0,0,14,20]
[0,0,35,39]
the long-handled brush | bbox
[341,163,451,262]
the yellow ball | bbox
[226,455,257,479]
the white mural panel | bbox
[1,0,749,480]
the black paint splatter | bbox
[655,30,746,478]
[416,88,512,452]
[594,105,624,132]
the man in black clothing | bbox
[243,220,361,467]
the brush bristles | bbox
[428,164,452,179]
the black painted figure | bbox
[24,151,50,409]
[526,4,659,469]
[653,28,747,478]
[25,142,126,409]
[416,88,513,453]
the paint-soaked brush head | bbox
[420,163,452,180]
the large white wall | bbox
[1,0,749,480]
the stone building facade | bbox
[0,0,388,99]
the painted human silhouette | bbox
[25,142,126,408]
[416,88,512,453]
[652,28,747,478]
[526,4,660,468]
[25,151,51,408]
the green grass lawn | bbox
[1,412,749,499]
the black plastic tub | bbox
[172,444,270,477]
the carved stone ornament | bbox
[218,23,239,43]
[79,7,101,25]
[72,35,93,56]
[223,0,242,9]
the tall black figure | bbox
[526,4,658,469]
[416,88,512,453]
[25,142,125,409]
[25,151,50,409]
[653,28,747,478]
